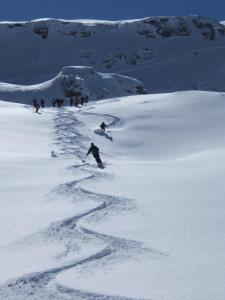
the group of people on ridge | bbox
[33,95,89,110]
[70,95,89,107]
[52,98,64,107]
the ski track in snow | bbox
[82,111,121,142]
[0,108,164,300]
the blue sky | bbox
[0,0,224,22]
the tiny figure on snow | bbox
[100,122,108,132]
[56,99,61,107]
[40,99,45,108]
[35,103,40,114]
[74,97,79,107]
[86,143,103,168]
[80,96,85,105]
[51,151,57,157]
[33,98,37,108]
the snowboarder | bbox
[86,143,103,167]
[100,122,108,132]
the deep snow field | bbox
[0,91,225,300]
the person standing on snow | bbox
[35,103,40,113]
[41,99,45,108]
[86,143,103,167]
[33,98,37,108]
[100,122,108,132]
[85,95,89,104]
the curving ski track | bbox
[0,108,164,300]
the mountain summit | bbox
[1,16,225,93]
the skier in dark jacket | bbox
[35,103,40,113]
[100,122,108,132]
[86,143,103,167]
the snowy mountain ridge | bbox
[0,66,145,105]
[1,15,225,93]
[1,15,224,37]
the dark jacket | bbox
[87,145,99,156]
[100,122,107,130]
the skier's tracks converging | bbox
[82,111,122,128]
[0,108,164,300]
[82,110,122,142]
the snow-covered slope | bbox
[1,16,225,92]
[0,91,225,299]
[0,66,145,104]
